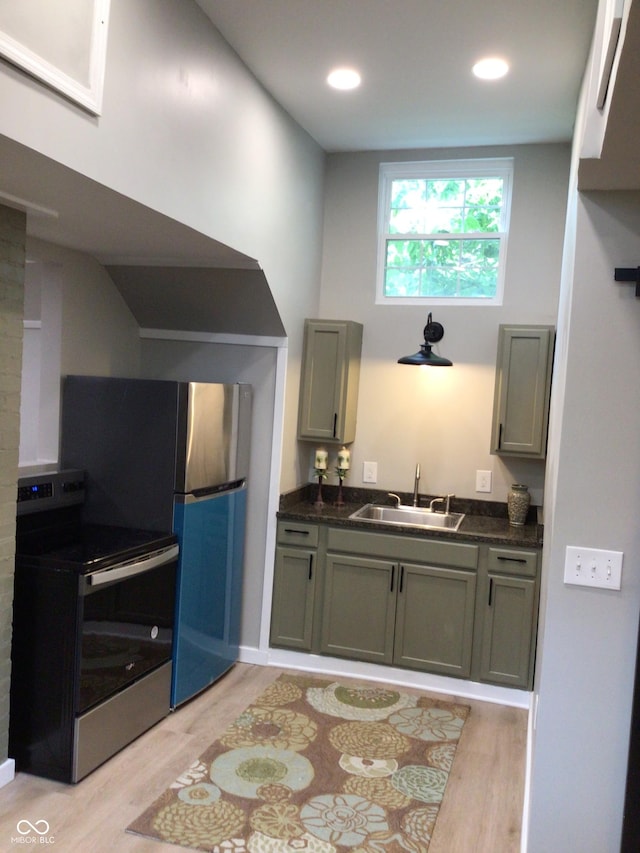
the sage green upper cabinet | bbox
[297,319,363,444]
[491,324,554,458]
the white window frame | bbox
[376,157,513,306]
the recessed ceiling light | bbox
[472,57,509,80]
[327,67,361,90]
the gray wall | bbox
[4,1,640,847]
[525,0,640,845]
[0,206,25,769]
[19,239,142,466]
[0,0,325,494]
[527,185,640,851]
[140,338,279,650]
[319,144,569,504]
[0,0,326,781]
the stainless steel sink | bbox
[349,503,465,532]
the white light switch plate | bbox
[476,470,492,493]
[362,461,378,483]
[564,546,623,590]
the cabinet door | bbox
[297,320,362,443]
[491,325,554,458]
[270,547,316,650]
[480,574,536,688]
[394,564,476,677]
[320,554,396,664]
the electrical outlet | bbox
[564,546,623,590]
[362,461,378,483]
[476,470,492,493]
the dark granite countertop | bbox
[278,484,543,548]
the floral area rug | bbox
[127,673,470,852]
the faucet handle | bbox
[429,493,455,513]
[388,493,402,507]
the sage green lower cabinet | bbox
[270,522,318,651]
[478,547,540,689]
[270,521,540,691]
[394,563,476,677]
[320,527,480,675]
[320,554,396,664]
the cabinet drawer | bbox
[488,547,538,578]
[277,521,319,548]
[327,527,478,570]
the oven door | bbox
[78,544,178,713]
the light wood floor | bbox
[0,664,527,852]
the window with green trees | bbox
[377,159,513,304]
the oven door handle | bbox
[87,544,179,587]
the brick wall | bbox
[0,205,25,763]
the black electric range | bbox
[10,469,179,783]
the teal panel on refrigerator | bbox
[171,487,246,707]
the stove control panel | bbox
[17,469,85,514]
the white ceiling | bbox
[196,0,599,152]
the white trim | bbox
[239,645,532,710]
[0,0,110,115]
[23,320,42,329]
[0,191,58,221]
[596,12,623,109]
[0,758,15,789]
[520,694,537,853]
[257,344,289,652]
[139,328,287,348]
[380,157,515,177]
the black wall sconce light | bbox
[398,312,453,366]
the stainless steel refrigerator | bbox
[60,375,252,707]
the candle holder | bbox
[313,467,328,507]
[335,467,349,506]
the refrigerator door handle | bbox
[176,480,247,504]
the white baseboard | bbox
[0,758,15,789]
[239,645,532,709]
[520,693,537,853]
[239,645,270,666]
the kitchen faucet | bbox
[413,463,420,506]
